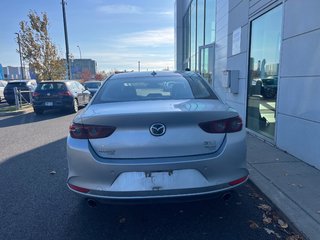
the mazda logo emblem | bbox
[150,123,166,136]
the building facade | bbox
[175,0,320,169]
[70,59,97,80]
[2,66,30,80]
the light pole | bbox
[15,33,24,80]
[61,0,71,80]
[138,61,141,72]
[77,45,82,59]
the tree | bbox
[19,11,65,80]
[81,69,92,81]
[95,72,106,81]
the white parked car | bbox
[0,80,8,102]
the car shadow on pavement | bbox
[0,109,76,128]
[0,137,302,240]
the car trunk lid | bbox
[79,99,237,159]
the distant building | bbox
[69,59,97,80]
[2,66,30,80]
[0,64,3,80]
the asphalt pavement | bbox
[0,109,303,240]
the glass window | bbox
[183,9,190,62]
[83,82,102,89]
[246,5,283,139]
[197,0,205,51]
[205,0,216,45]
[93,75,217,104]
[197,0,205,72]
[190,0,197,70]
[37,82,67,91]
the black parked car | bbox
[4,80,37,105]
[32,80,91,115]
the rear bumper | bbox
[67,131,248,200]
[33,98,73,110]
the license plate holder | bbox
[45,102,53,106]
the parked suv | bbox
[0,80,8,102]
[32,80,91,115]
[4,80,37,105]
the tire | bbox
[34,108,44,115]
[71,98,79,113]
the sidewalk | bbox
[247,134,320,240]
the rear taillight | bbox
[199,116,243,133]
[68,183,90,193]
[69,123,116,139]
[32,91,40,97]
[229,176,248,186]
[58,90,72,96]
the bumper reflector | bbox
[228,176,248,186]
[68,183,90,193]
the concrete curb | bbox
[0,106,33,116]
[249,163,320,240]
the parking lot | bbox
[0,109,301,240]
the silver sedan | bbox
[67,71,248,201]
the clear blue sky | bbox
[0,0,175,72]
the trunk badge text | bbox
[150,123,166,136]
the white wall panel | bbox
[228,0,249,35]
[229,0,242,11]
[281,29,320,77]
[249,0,278,16]
[283,0,320,39]
[214,0,229,103]
[227,52,248,79]
[278,77,320,123]
[277,114,320,169]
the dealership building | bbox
[175,0,320,169]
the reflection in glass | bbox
[190,0,196,70]
[246,5,283,139]
[200,48,211,85]
[183,9,190,62]
[205,0,216,45]
[197,0,205,62]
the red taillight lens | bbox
[69,123,116,139]
[199,116,243,133]
[229,176,248,186]
[58,91,72,96]
[32,91,40,97]
[68,183,90,193]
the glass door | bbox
[246,5,283,139]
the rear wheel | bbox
[34,108,44,115]
[71,99,79,113]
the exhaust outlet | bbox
[87,199,97,208]
[221,192,232,201]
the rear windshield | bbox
[84,82,101,89]
[6,82,27,88]
[36,82,67,91]
[93,75,217,104]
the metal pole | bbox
[77,45,82,59]
[14,87,20,109]
[15,33,24,80]
[138,61,140,72]
[61,0,71,80]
